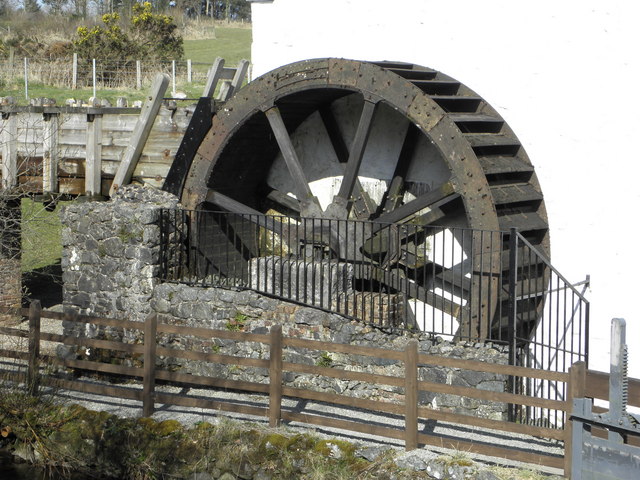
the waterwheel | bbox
[171,58,550,341]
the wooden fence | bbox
[1,301,639,477]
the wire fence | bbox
[0,57,217,91]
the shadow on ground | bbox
[22,262,63,308]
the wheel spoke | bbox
[380,124,420,214]
[264,106,315,202]
[206,189,291,238]
[334,100,378,208]
[319,106,376,218]
[374,181,458,230]
[266,189,301,216]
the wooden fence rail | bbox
[2,304,639,476]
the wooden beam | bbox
[264,106,314,201]
[110,74,168,196]
[27,300,41,396]
[85,114,103,196]
[335,100,377,206]
[143,313,157,417]
[225,59,250,100]
[42,112,59,193]
[269,324,282,427]
[202,57,225,98]
[404,339,419,450]
[1,112,17,189]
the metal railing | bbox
[159,208,589,426]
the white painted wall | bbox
[250,0,640,379]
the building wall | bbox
[249,0,640,378]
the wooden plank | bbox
[110,74,169,196]
[42,113,59,193]
[221,59,250,100]
[281,411,405,441]
[1,112,17,188]
[586,369,640,406]
[39,332,144,354]
[417,406,565,441]
[0,326,29,338]
[269,324,283,427]
[283,337,404,361]
[27,300,41,395]
[404,340,419,450]
[155,345,269,369]
[154,370,269,394]
[143,313,157,417]
[202,57,225,97]
[85,114,102,196]
[281,386,404,415]
[41,355,142,378]
[282,361,404,387]
[156,322,270,344]
[45,309,144,331]
[416,431,564,470]
[0,348,29,360]
[418,379,567,411]
[417,353,570,382]
[154,391,268,418]
[0,371,26,383]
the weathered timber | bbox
[27,300,41,395]
[202,57,225,97]
[404,340,419,451]
[143,313,157,417]
[110,74,169,196]
[269,324,283,427]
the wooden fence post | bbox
[269,324,283,427]
[110,73,169,196]
[136,60,142,90]
[24,57,28,100]
[85,113,103,197]
[404,339,419,450]
[72,53,78,90]
[187,59,192,83]
[27,300,42,396]
[143,313,158,417]
[564,361,586,478]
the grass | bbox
[21,198,68,273]
[184,27,252,71]
[0,26,251,105]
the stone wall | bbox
[60,185,179,322]
[0,258,21,312]
[153,282,509,420]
